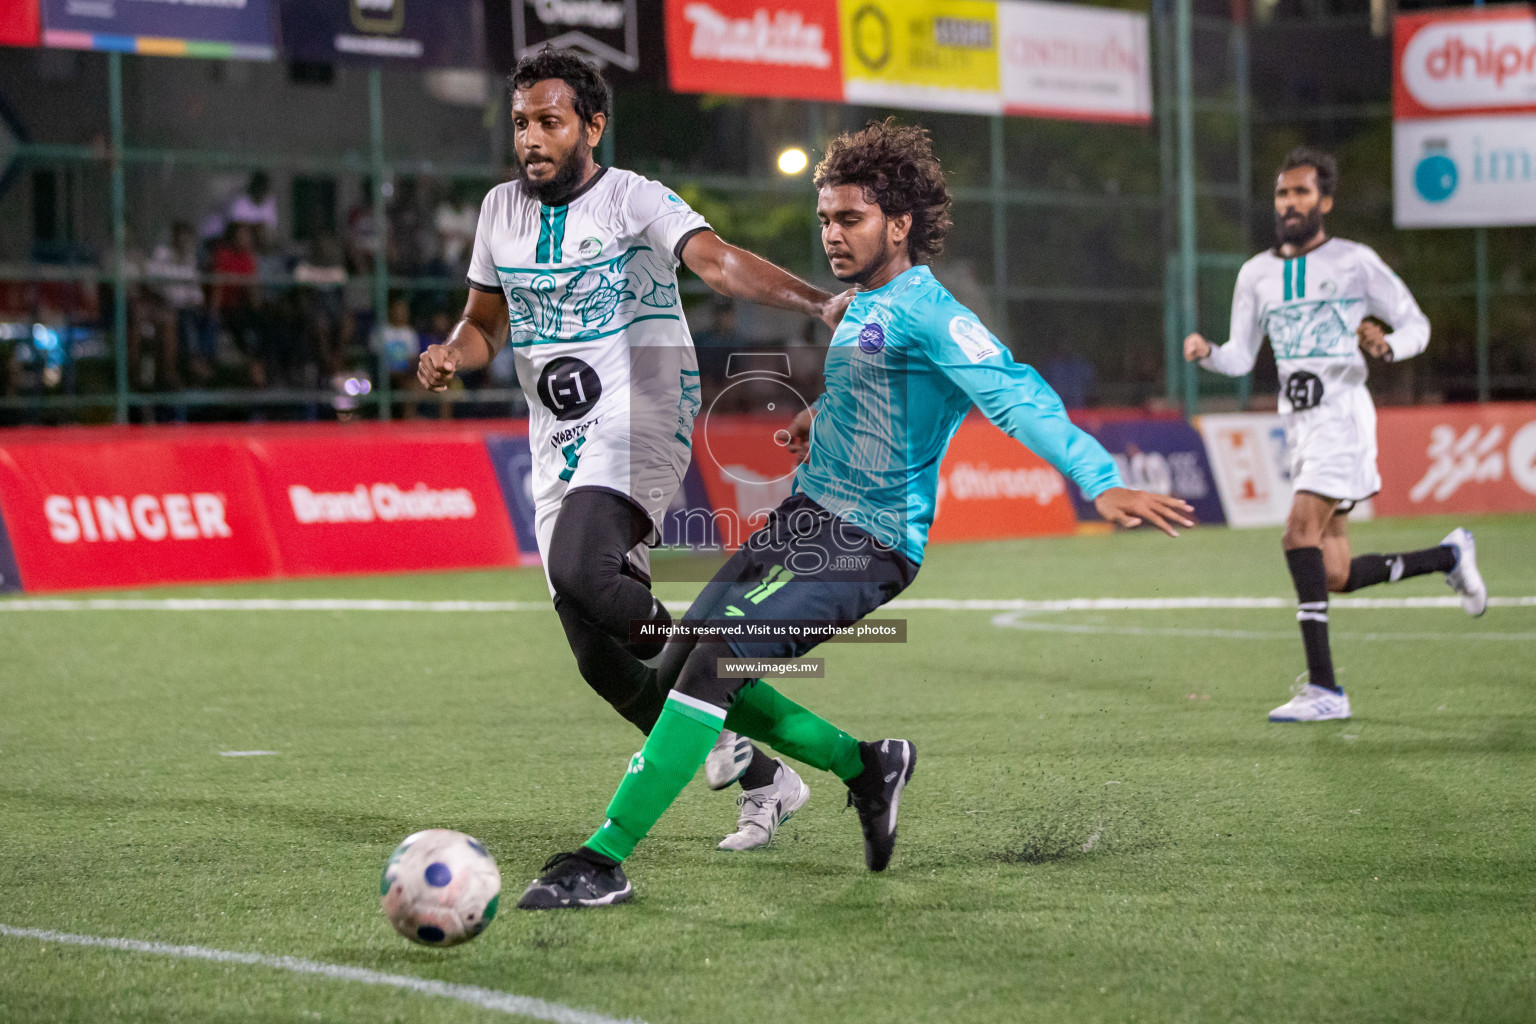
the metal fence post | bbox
[369,68,391,420]
[1475,226,1490,402]
[109,52,129,424]
[990,114,1008,346]
[1176,0,1199,417]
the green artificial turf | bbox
[1,513,1533,1023]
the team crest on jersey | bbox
[949,316,998,363]
[858,322,885,353]
[578,237,603,259]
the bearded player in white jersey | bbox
[419,49,848,847]
[1184,146,1487,723]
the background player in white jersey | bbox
[1184,147,1486,723]
[418,49,849,846]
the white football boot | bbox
[1269,676,1352,722]
[1442,528,1488,617]
[704,729,753,790]
[717,759,810,852]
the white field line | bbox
[0,924,643,1024]
[219,750,279,757]
[0,596,1532,613]
[990,611,1536,642]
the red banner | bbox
[1394,5,1536,119]
[665,0,843,101]
[249,434,519,576]
[929,417,1077,542]
[1375,403,1536,517]
[0,0,40,47]
[0,438,277,591]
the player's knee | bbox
[674,641,743,711]
[545,537,607,610]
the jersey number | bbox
[1285,370,1325,411]
[558,436,586,482]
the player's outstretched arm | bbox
[1187,265,1263,377]
[679,230,853,329]
[1094,487,1195,538]
[418,287,508,392]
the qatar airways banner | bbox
[1375,403,1536,517]
[248,435,519,576]
[0,438,278,591]
[1394,6,1536,228]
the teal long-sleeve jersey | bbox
[794,265,1123,564]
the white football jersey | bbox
[1200,237,1429,414]
[467,167,709,531]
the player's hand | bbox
[818,289,856,329]
[1093,487,1195,538]
[1183,333,1212,362]
[417,344,458,391]
[1357,320,1393,360]
[785,407,815,464]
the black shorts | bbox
[682,494,919,659]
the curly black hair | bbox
[814,118,953,264]
[510,47,612,127]
[1278,145,1338,197]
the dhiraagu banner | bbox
[839,0,1002,113]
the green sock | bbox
[723,679,864,782]
[585,691,724,863]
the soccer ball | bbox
[380,829,501,946]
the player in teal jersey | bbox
[517,119,1194,909]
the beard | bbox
[518,141,589,205]
[1275,206,1324,246]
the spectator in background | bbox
[208,222,262,385]
[692,296,744,397]
[372,294,425,416]
[293,221,351,379]
[227,170,278,249]
[138,220,210,388]
[434,181,479,273]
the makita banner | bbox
[1069,415,1223,525]
[1375,403,1536,517]
[249,434,519,576]
[664,0,843,101]
[0,436,278,591]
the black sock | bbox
[1343,546,1457,592]
[846,741,884,797]
[1285,546,1338,692]
[576,846,620,869]
[737,745,778,790]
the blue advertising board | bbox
[0,506,22,592]
[482,434,540,561]
[42,0,276,58]
[1070,417,1226,526]
[278,0,482,68]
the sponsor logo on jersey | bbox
[1284,370,1325,411]
[43,493,232,544]
[578,236,604,259]
[857,321,885,353]
[536,356,604,421]
[288,484,477,524]
[949,315,998,363]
